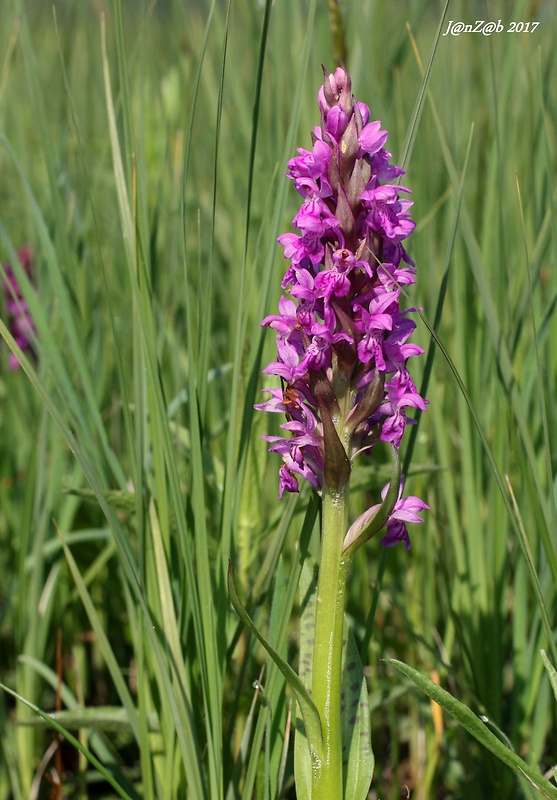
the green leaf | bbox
[341,632,374,800]
[237,496,320,800]
[541,651,557,706]
[62,488,136,516]
[227,559,323,769]
[266,558,291,799]
[387,659,557,799]
[17,705,160,733]
[0,682,134,800]
[294,559,319,800]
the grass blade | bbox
[388,659,557,800]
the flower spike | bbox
[256,66,427,549]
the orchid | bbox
[249,66,429,800]
[1,246,37,370]
[257,65,427,550]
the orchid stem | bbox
[311,482,350,798]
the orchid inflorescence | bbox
[1,245,37,371]
[256,66,427,549]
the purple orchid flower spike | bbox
[2,246,37,370]
[256,64,428,549]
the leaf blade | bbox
[387,659,557,800]
[227,559,323,766]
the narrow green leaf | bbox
[387,659,557,799]
[58,533,141,742]
[266,558,290,799]
[62,488,136,515]
[147,499,204,778]
[541,651,557,706]
[294,559,318,800]
[0,683,134,800]
[506,479,557,666]
[398,0,450,170]
[239,495,320,800]
[17,706,160,733]
[16,656,143,800]
[224,669,264,800]
[228,559,323,767]
[342,633,374,800]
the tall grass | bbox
[0,0,555,798]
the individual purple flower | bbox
[344,478,429,552]
[360,184,415,241]
[256,66,428,548]
[378,369,428,449]
[287,140,333,198]
[314,248,364,302]
[299,323,350,373]
[379,480,429,551]
[1,246,37,370]
[358,120,388,156]
[262,338,306,383]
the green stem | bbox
[311,483,350,798]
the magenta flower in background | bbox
[1,245,37,370]
[256,66,428,548]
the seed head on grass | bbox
[256,66,427,548]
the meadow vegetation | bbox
[0,0,556,797]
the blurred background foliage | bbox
[0,0,556,798]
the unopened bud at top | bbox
[318,66,354,139]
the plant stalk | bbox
[311,482,350,798]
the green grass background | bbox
[0,0,556,798]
